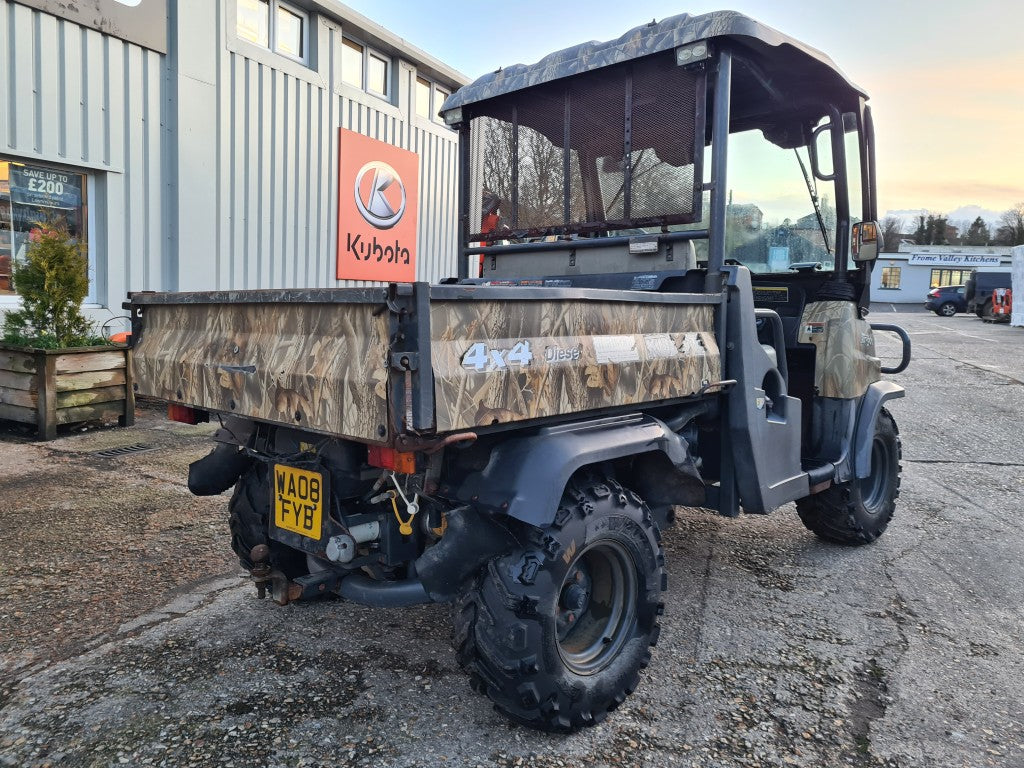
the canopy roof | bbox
[441,10,865,116]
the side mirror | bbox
[852,220,880,262]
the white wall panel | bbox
[0,0,462,317]
[0,0,167,320]
[196,2,462,291]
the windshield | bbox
[724,118,838,274]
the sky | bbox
[342,0,1024,226]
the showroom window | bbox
[415,76,450,122]
[236,0,309,64]
[879,266,901,289]
[0,159,90,299]
[342,37,390,99]
[929,268,974,288]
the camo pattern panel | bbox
[431,300,720,432]
[797,301,881,399]
[132,302,389,441]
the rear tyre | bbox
[938,302,957,317]
[453,475,665,732]
[797,408,901,545]
[228,462,307,578]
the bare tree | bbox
[994,203,1024,246]
[880,216,904,252]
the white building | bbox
[0,0,467,334]
[1012,245,1024,327]
[871,244,1013,304]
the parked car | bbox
[965,272,1012,318]
[926,285,967,316]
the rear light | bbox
[928,289,940,297]
[367,445,417,473]
[168,404,209,424]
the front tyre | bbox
[454,476,665,732]
[797,408,901,545]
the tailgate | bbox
[128,289,390,442]
[428,286,722,432]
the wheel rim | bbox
[941,304,956,316]
[555,540,638,675]
[858,435,892,514]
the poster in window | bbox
[336,129,419,282]
[9,165,83,209]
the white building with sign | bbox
[871,244,1014,304]
[0,0,466,333]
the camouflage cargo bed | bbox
[127,283,722,443]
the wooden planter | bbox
[0,344,134,440]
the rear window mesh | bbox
[469,52,703,241]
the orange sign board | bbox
[336,129,419,282]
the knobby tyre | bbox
[453,475,666,732]
[796,408,901,545]
[228,462,307,578]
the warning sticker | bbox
[593,335,641,364]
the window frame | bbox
[342,35,392,102]
[235,0,311,66]
[929,267,974,288]
[414,75,451,123]
[879,265,901,290]
[0,156,96,306]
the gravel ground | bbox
[1,311,1023,768]
[0,403,237,698]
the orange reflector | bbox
[367,445,417,473]
[109,331,131,343]
[167,404,208,425]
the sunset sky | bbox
[342,0,1024,223]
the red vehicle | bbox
[991,288,1012,322]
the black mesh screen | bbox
[469,51,703,241]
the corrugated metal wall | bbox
[0,0,166,315]
[179,0,461,292]
[0,0,462,308]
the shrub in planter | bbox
[0,224,133,439]
[2,224,104,348]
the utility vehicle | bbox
[127,10,911,732]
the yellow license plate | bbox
[273,465,324,540]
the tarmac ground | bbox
[1,305,1022,768]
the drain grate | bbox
[91,443,159,459]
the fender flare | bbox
[454,413,695,527]
[854,381,905,479]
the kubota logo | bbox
[354,161,406,229]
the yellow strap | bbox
[390,493,414,536]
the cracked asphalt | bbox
[1,307,1022,767]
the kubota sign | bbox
[337,129,419,282]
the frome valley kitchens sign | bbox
[907,254,1005,267]
[336,129,419,282]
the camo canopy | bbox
[440,10,865,120]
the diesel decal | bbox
[544,345,582,363]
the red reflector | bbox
[367,445,417,473]
[109,331,131,343]
[167,404,207,425]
